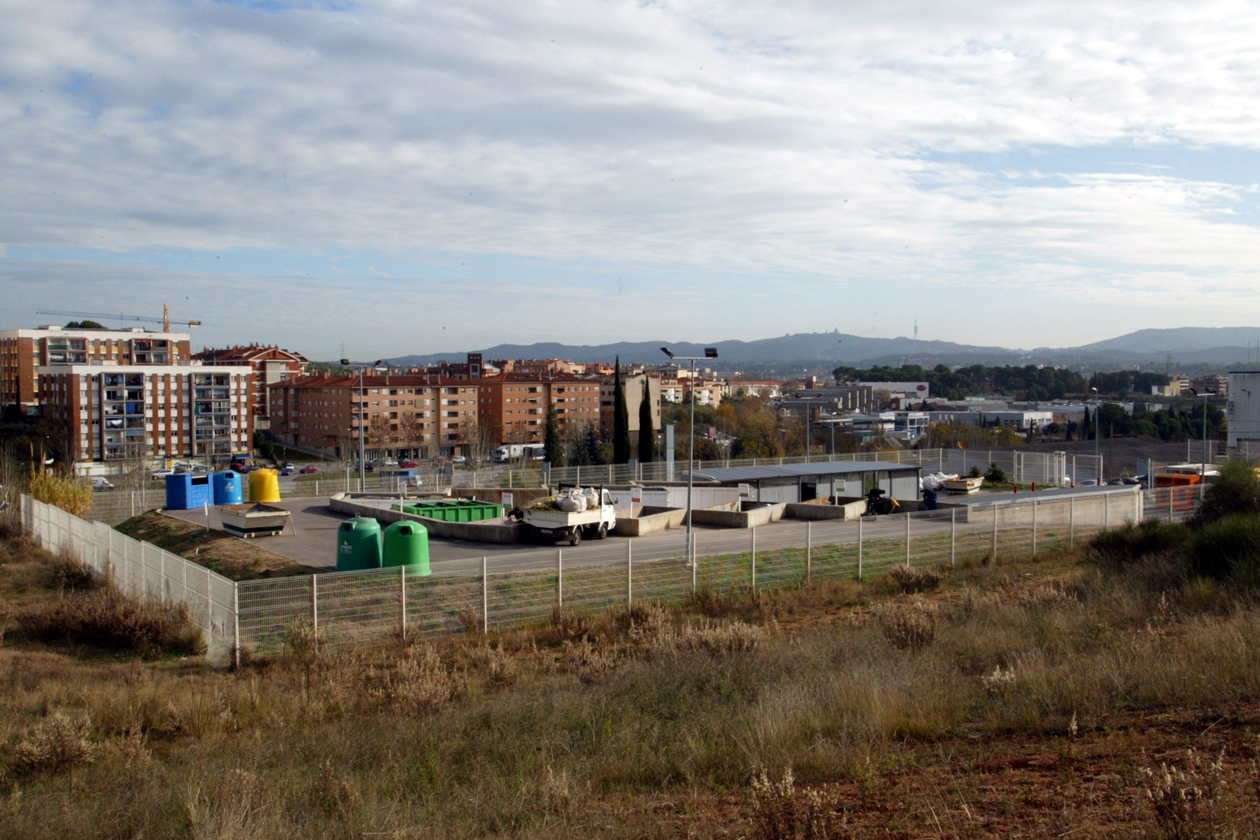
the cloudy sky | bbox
[3,0,1260,360]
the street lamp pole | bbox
[1090,386,1100,482]
[341,358,385,493]
[662,346,718,566]
[1193,388,1216,500]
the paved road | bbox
[162,496,987,577]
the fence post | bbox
[233,584,240,669]
[558,549,564,608]
[626,540,634,609]
[950,507,956,566]
[806,522,812,584]
[905,512,911,567]
[751,527,757,592]
[1070,496,1076,546]
[1105,494,1110,530]
[691,532,696,593]
[482,556,489,634]
[311,574,319,635]
[857,515,863,581]
[991,505,998,561]
[400,564,407,634]
[1032,499,1038,558]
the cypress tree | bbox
[613,357,631,463]
[544,407,565,467]
[637,378,656,463]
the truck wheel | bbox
[596,523,608,540]
[569,528,582,546]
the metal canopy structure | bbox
[687,460,922,504]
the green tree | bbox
[544,407,565,467]
[637,379,656,463]
[612,357,631,463]
[63,320,105,329]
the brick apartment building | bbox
[477,372,603,445]
[268,373,480,460]
[38,364,253,464]
[193,344,309,427]
[1,326,192,416]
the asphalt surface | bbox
[161,494,1024,578]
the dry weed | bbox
[368,644,463,713]
[16,588,205,656]
[561,636,619,683]
[1141,748,1228,840]
[981,664,1016,695]
[747,766,834,840]
[14,712,94,777]
[468,641,519,687]
[888,564,943,594]
[876,598,939,652]
[48,549,99,592]
[549,605,592,640]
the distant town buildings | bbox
[193,344,308,428]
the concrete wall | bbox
[615,506,687,536]
[330,494,523,543]
[691,501,788,528]
[453,487,552,509]
[784,498,867,521]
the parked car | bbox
[400,460,418,468]
[280,467,295,476]
[90,477,115,490]
[283,462,295,470]
[300,466,319,474]
[451,455,467,464]
[151,469,174,480]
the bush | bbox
[1193,459,1260,527]
[1187,514,1260,588]
[1091,520,1191,566]
[28,471,94,519]
[888,564,943,594]
[984,463,1007,484]
[16,588,206,656]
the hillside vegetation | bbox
[2,486,1260,838]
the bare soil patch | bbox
[115,510,309,580]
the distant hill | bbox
[355,327,1260,372]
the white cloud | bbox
[2,0,1260,352]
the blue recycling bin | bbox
[165,473,212,510]
[212,471,243,505]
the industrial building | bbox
[689,460,922,504]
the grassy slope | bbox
[115,511,309,581]
[1,532,1259,838]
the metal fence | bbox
[21,495,237,664]
[23,487,1136,666]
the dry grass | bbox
[27,471,93,519]
[2,532,1260,838]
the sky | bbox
[3,0,1260,361]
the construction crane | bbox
[36,304,201,332]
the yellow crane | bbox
[37,304,201,332]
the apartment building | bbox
[38,364,253,463]
[269,374,479,459]
[599,373,662,436]
[193,344,309,427]
[478,373,602,445]
[1,325,192,415]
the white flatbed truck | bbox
[522,486,618,546]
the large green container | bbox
[383,521,430,574]
[336,517,382,571]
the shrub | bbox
[984,463,1007,484]
[1193,459,1260,527]
[14,713,94,777]
[888,564,942,594]
[48,549,100,593]
[28,470,94,519]
[876,599,939,652]
[16,589,206,656]
[1090,520,1191,566]
[1186,514,1260,588]
[747,767,832,840]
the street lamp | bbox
[661,345,718,566]
[1192,388,1216,499]
[341,358,385,492]
[1090,387,1100,482]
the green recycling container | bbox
[383,520,430,574]
[336,517,382,571]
